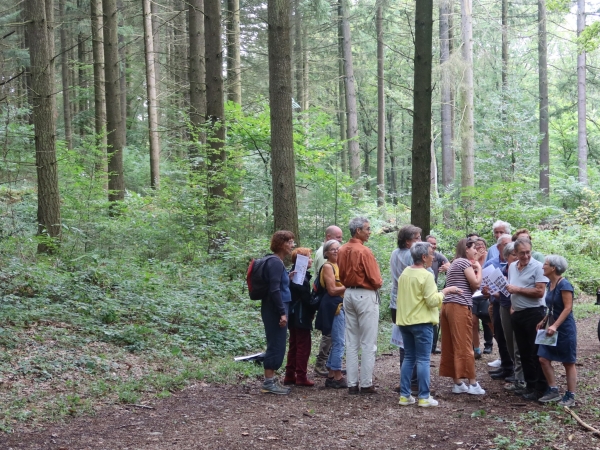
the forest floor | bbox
[2,315,600,450]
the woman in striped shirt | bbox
[439,238,486,395]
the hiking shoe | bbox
[538,387,560,403]
[558,391,576,407]
[399,395,416,406]
[474,348,482,360]
[488,367,505,375]
[483,345,493,354]
[467,382,486,395]
[522,390,544,401]
[418,396,439,407]
[506,381,526,391]
[360,386,377,395]
[330,377,348,389]
[314,366,329,378]
[504,374,516,383]
[261,380,291,395]
[325,377,334,388]
[348,386,359,395]
[488,359,501,368]
[491,370,513,380]
[452,382,469,394]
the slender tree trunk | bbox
[376,2,385,207]
[268,0,299,239]
[302,27,308,111]
[188,0,206,163]
[151,1,161,92]
[387,106,397,205]
[77,21,87,138]
[294,0,303,109]
[103,0,125,202]
[59,0,73,150]
[91,0,107,182]
[410,0,433,236]
[117,0,126,144]
[226,0,241,104]
[338,21,347,173]
[460,0,474,189]
[26,0,62,251]
[440,0,454,187]
[577,0,587,185]
[339,0,360,181]
[205,0,227,224]
[143,0,160,189]
[538,0,549,195]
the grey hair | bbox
[492,220,511,234]
[497,234,512,245]
[545,255,568,275]
[502,242,515,260]
[514,237,532,252]
[410,241,431,264]
[348,217,369,237]
[323,239,340,259]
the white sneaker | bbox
[487,359,501,368]
[418,396,439,407]
[467,382,486,395]
[452,382,469,394]
[398,395,416,406]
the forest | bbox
[1,0,600,435]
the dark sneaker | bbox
[261,380,291,395]
[331,377,348,389]
[325,377,334,388]
[539,387,560,403]
[488,367,505,375]
[558,391,575,407]
[348,386,359,395]
[483,346,493,354]
[514,386,529,396]
[360,386,377,395]
[504,374,516,383]
[491,370,513,380]
[522,390,543,401]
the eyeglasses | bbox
[329,248,339,253]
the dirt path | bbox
[3,316,600,450]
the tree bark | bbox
[577,0,587,185]
[226,0,241,104]
[440,0,454,187]
[189,0,206,129]
[460,0,474,189]
[410,0,433,237]
[205,0,227,218]
[117,0,127,144]
[387,105,397,205]
[26,0,62,252]
[294,0,303,110]
[77,16,87,138]
[143,0,161,189]
[268,0,299,239]
[90,0,107,183]
[339,0,360,181]
[59,0,73,150]
[338,18,347,173]
[376,2,385,207]
[103,0,125,202]
[538,0,549,195]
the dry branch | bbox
[564,406,600,437]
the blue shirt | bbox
[486,244,499,263]
[483,256,507,271]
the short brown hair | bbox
[270,230,295,253]
[291,247,312,263]
[397,225,422,249]
[512,228,531,242]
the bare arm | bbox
[506,282,546,298]
[464,264,482,291]
[544,290,573,336]
[323,264,346,297]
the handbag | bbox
[472,294,490,319]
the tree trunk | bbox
[302,27,308,111]
[460,0,474,189]
[103,0,125,202]
[376,2,385,207]
[26,0,62,252]
[538,0,549,195]
[440,0,454,187]
[387,106,398,205]
[339,0,360,181]
[338,20,347,173]
[268,0,299,239]
[226,0,241,104]
[143,0,161,189]
[90,0,107,183]
[410,0,433,237]
[577,0,587,185]
[188,0,206,164]
[151,0,161,92]
[205,0,227,221]
[117,0,127,144]
[59,0,73,150]
[77,18,87,138]
[294,0,303,110]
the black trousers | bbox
[511,306,548,392]
[492,301,513,370]
[261,301,288,371]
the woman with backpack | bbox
[315,239,347,388]
[284,247,316,387]
[260,230,296,395]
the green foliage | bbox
[577,21,600,53]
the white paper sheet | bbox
[535,329,558,346]
[291,254,309,284]
[481,266,510,296]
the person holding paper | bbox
[285,247,316,387]
[439,238,486,396]
[506,237,549,401]
[536,255,577,406]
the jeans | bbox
[326,309,345,371]
[344,288,379,388]
[399,323,434,399]
[261,301,289,371]
[512,306,548,392]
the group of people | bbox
[256,219,578,409]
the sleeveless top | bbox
[320,262,343,296]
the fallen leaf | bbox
[241,432,249,436]
[568,434,574,441]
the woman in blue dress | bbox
[536,255,577,407]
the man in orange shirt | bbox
[337,217,383,394]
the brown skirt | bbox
[439,302,476,380]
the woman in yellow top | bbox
[397,241,459,407]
